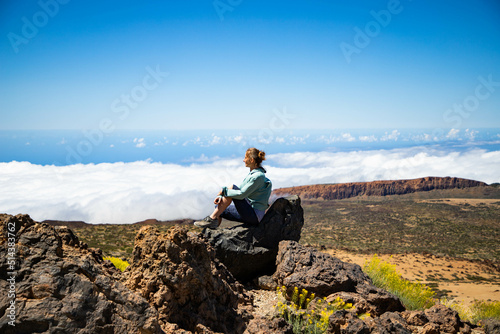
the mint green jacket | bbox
[222,167,272,211]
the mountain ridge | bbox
[272,176,488,201]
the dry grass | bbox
[300,187,500,262]
[72,222,196,260]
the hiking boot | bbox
[194,216,219,229]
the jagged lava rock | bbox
[123,225,252,334]
[424,304,464,333]
[243,316,293,334]
[327,310,371,334]
[482,318,500,334]
[365,312,412,334]
[273,240,404,316]
[273,240,370,295]
[0,214,160,334]
[202,195,304,282]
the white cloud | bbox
[232,135,244,143]
[446,128,460,139]
[1,147,498,224]
[465,129,478,141]
[275,137,285,143]
[341,133,356,142]
[359,135,377,142]
[209,135,222,145]
[317,133,356,144]
[381,130,400,141]
[410,133,433,142]
[133,138,146,148]
[180,135,226,147]
[279,134,309,145]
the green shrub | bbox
[443,299,500,325]
[363,255,435,310]
[103,256,130,272]
[474,300,500,322]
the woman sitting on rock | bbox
[194,147,272,229]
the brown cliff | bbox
[272,176,487,200]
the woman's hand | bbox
[214,189,224,204]
[214,196,222,205]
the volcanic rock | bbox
[402,310,428,326]
[243,316,293,334]
[202,195,304,282]
[273,176,488,200]
[482,318,500,334]
[353,283,407,316]
[256,275,278,291]
[327,310,370,334]
[123,225,253,334]
[273,240,404,316]
[273,240,370,295]
[366,312,412,334]
[424,304,462,333]
[0,214,161,334]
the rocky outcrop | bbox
[0,214,161,334]
[273,176,487,200]
[272,240,477,333]
[273,240,370,295]
[1,211,482,334]
[202,195,304,282]
[0,214,255,334]
[273,240,404,316]
[123,225,253,334]
[401,305,474,333]
[326,308,475,334]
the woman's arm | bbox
[222,175,264,200]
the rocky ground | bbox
[2,187,500,333]
[2,209,497,333]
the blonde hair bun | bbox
[246,147,266,165]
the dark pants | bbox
[220,185,259,225]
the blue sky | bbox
[1,0,499,130]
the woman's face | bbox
[243,154,255,168]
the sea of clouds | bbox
[1,147,499,224]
